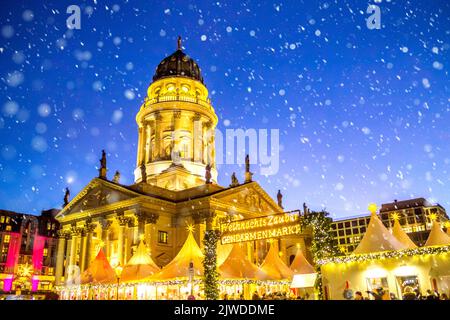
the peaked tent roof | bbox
[260,243,294,280]
[353,211,407,255]
[425,220,450,247]
[80,249,116,284]
[121,240,160,282]
[218,243,269,280]
[290,248,315,274]
[391,219,417,249]
[217,243,233,266]
[148,230,204,280]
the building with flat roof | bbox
[331,198,449,254]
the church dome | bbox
[152,37,204,84]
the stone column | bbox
[55,230,67,285]
[145,121,152,163]
[79,229,88,272]
[255,240,261,265]
[137,126,144,167]
[247,242,254,263]
[193,113,202,162]
[144,214,158,253]
[84,223,95,270]
[101,219,112,259]
[69,227,81,267]
[124,219,135,263]
[173,111,181,156]
[154,112,162,160]
[117,215,129,266]
[64,236,72,280]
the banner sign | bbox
[220,211,302,244]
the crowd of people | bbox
[353,287,449,300]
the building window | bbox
[158,231,168,244]
[6,226,11,231]
[43,248,48,257]
[0,216,4,223]
[4,234,10,243]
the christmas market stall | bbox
[58,249,116,300]
[138,228,205,300]
[258,242,293,296]
[117,239,160,299]
[289,246,317,299]
[319,204,450,300]
[217,243,269,299]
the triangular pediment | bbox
[56,178,141,219]
[212,182,282,214]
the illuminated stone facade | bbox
[54,40,310,287]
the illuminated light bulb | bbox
[391,213,399,221]
[186,224,195,233]
[429,213,437,221]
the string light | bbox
[317,244,450,265]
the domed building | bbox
[54,38,311,298]
[134,37,218,189]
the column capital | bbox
[117,214,132,227]
[70,225,83,236]
[193,112,201,121]
[57,229,70,239]
[192,210,216,225]
[135,209,159,224]
[100,219,112,230]
[173,110,181,119]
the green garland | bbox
[301,210,340,300]
[203,229,220,300]
[317,244,450,265]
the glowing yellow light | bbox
[17,263,33,278]
[391,213,399,221]
[445,221,450,228]
[368,203,377,214]
[186,224,195,233]
[139,234,145,241]
[429,213,437,221]
[296,243,300,249]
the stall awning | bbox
[260,243,293,280]
[353,210,407,255]
[290,248,315,274]
[391,219,417,249]
[218,243,268,280]
[425,220,450,247]
[147,230,204,281]
[80,249,116,284]
[121,240,160,282]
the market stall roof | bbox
[425,220,450,247]
[260,243,294,280]
[290,248,315,274]
[391,219,417,249]
[148,230,204,280]
[80,249,116,284]
[353,205,407,255]
[121,240,160,282]
[218,243,268,280]
[217,243,233,266]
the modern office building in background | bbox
[331,198,449,254]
